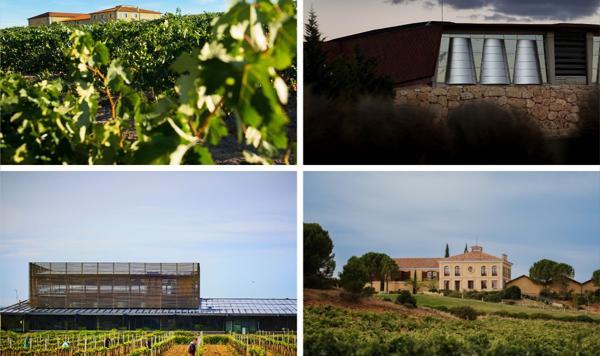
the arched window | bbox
[492,265,498,276]
[444,266,449,276]
[481,266,487,276]
[454,266,460,276]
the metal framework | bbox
[29,262,200,309]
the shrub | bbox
[483,292,502,303]
[395,291,417,308]
[502,286,522,300]
[449,306,478,320]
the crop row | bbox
[304,305,600,355]
[0,14,216,93]
[0,330,175,355]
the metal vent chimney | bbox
[513,39,542,84]
[480,39,510,84]
[446,37,477,84]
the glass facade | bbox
[437,34,547,84]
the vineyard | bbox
[0,0,296,165]
[0,330,297,355]
[304,305,600,355]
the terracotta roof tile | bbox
[29,12,87,20]
[442,250,504,262]
[62,15,91,22]
[90,6,161,15]
[394,257,440,269]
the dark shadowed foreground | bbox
[305,89,599,165]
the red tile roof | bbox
[394,257,440,269]
[28,12,87,20]
[442,250,504,262]
[62,15,92,22]
[90,5,161,15]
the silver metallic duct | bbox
[446,37,477,84]
[480,38,510,84]
[513,39,542,85]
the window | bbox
[134,13,138,18]
[492,280,498,289]
[481,266,487,276]
[162,279,177,295]
[454,280,461,291]
[468,280,474,289]
[454,266,460,276]
[481,280,487,289]
[427,271,433,280]
[492,266,498,276]
[444,280,450,290]
[432,271,438,279]
[444,266,450,276]
[125,13,128,18]
[468,266,473,273]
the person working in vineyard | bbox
[187,339,197,356]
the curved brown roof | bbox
[324,21,600,86]
[394,257,440,269]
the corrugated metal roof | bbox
[0,298,297,316]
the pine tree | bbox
[464,244,468,253]
[304,6,328,89]
[444,243,449,258]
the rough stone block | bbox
[460,92,474,100]
[484,87,505,97]
[506,87,522,98]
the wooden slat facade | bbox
[30,262,200,309]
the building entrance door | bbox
[454,281,460,291]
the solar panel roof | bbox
[0,298,297,316]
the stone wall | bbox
[395,85,597,137]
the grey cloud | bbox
[387,0,600,20]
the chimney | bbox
[471,245,482,252]
[502,254,508,261]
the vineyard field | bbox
[0,0,297,165]
[304,305,600,355]
[375,293,600,321]
[1,330,297,355]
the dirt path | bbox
[162,344,189,356]
[203,344,235,356]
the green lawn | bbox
[376,293,600,320]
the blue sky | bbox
[306,1,600,39]
[0,0,231,28]
[305,172,600,281]
[0,171,296,307]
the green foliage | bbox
[359,252,398,292]
[529,259,575,285]
[0,14,217,93]
[449,306,478,320]
[303,223,336,288]
[444,243,449,258]
[339,256,369,294]
[502,285,522,300]
[0,0,296,165]
[395,290,417,308]
[591,269,600,287]
[305,305,600,355]
[303,9,392,101]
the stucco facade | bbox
[438,245,512,292]
[506,275,597,296]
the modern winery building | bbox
[0,263,296,332]
[325,21,600,87]
[325,21,600,134]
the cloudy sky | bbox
[0,0,230,28]
[305,172,600,281]
[0,171,296,307]
[305,0,600,39]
